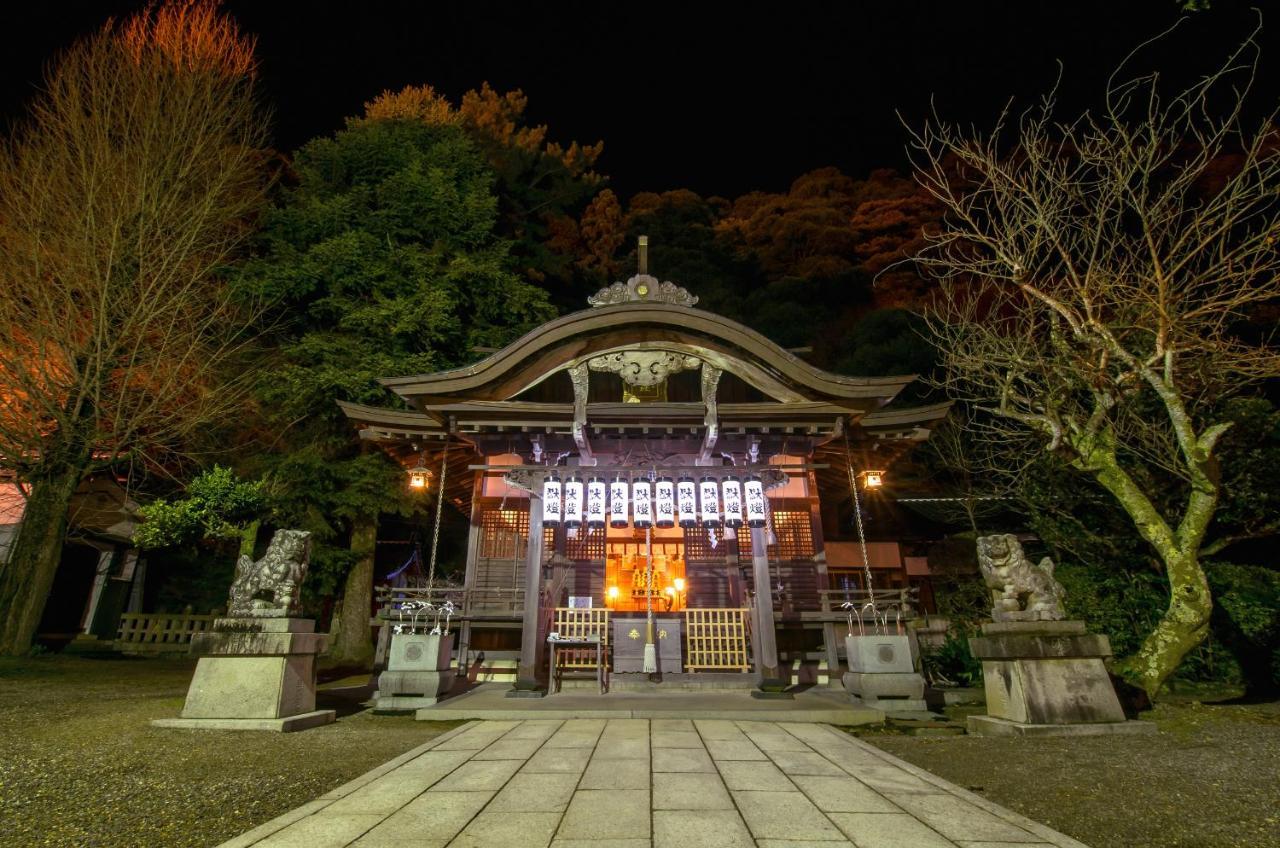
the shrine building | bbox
[341,251,948,692]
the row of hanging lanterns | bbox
[541,472,769,531]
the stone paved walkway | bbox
[219,719,1088,848]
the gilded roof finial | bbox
[586,236,699,308]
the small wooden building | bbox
[342,269,947,690]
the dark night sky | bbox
[4,1,1278,199]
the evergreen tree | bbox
[235,116,554,665]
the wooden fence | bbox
[684,608,751,671]
[116,613,217,653]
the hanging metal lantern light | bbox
[699,475,721,527]
[632,477,653,528]
[609,474,630,529]
[564,474,584,528]
[860,469,886,489]
[677,475,698,528]
[407,462,433,491]
[655,476,676,528]
[586,476,607,529]
[542,472,562,527]
[722,474,744,528]
[744,473,767,528]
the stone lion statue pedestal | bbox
[151,530,335,733]
[967,535,1155,737]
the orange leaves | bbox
[360,84,457,126]
[118,0,257,78]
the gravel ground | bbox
[3,657,1276,848]
[861,698,1280,848]
[0,655,460,848]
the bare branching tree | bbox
[910,23,1280,697]
[0,1,271,654]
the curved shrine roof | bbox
[379,281,915,410]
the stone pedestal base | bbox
[153,617,330,733]
[969,620,1149,730]
[843,671,928,712]
[968,715,1157,737]
[375,669,456,709]
[152,710,335,733]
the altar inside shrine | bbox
[605,543,687,612]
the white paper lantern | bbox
[564,475,584,528]
[655,477,676,528]
[632,479,653,528]
[586,476,606,529]
[609,475,629,528]
[542,473,562,527]
[677,476,698,528]
[722,475,744,528]
[744,474,767,528]
[699,477,721,527]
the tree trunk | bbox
[1077,437,1215,698]
[1116,551,1213,697]
[328,517,377,668]
[238,519,261,558]
[0,462,87,655]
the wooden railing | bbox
[116,613,217,653]
[817,587,918,615]
[552,607,610,670]
[374,585,525,616]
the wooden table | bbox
[547,635,605,694]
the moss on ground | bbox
[0,655,461,848]
[859,694,1280,848]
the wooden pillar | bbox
[514,505,545,690]
[750,525,782,684]
[456,473,484,679]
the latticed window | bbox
[682,524,730,562]
[738,509,814,560]
[479,506,528,559]
[478,501,555,560]
[564,526,606,561]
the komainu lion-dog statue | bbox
[227,529,312,618]
[976,533,1067,622]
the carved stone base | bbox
[154,616,329,732]
[843,671,928,712]
[967,715,1156,736]
[970,620,1129,726]
[376,669,456,704]
[151,710,335,733]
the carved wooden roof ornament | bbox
[587,274,699,308]
[586,350,702,388]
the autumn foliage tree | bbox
[912,31,1280,697]
[0,1,270,654]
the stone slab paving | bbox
[217,719,1088,848]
